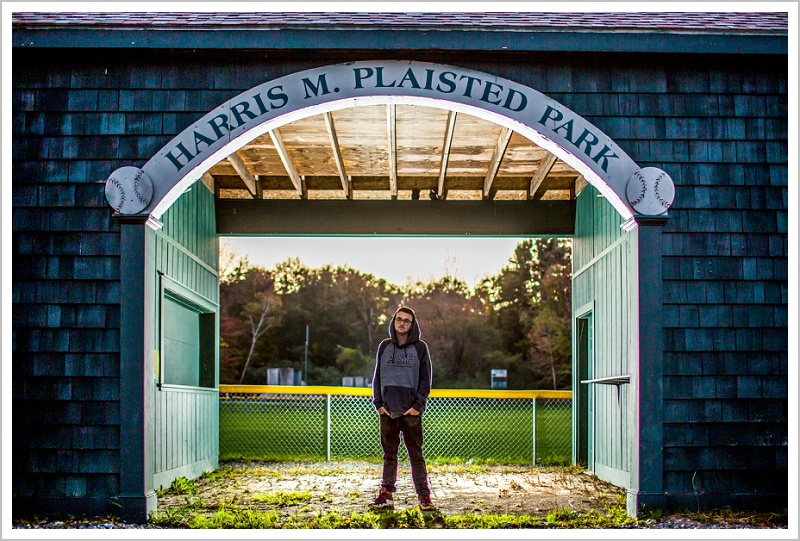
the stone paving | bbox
[158,461,625,518]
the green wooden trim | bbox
[581,375,630,385]
[154,457,218,492]
[158,274,218,390]
[160,273,219,310]
[572,307,593,468]
[594,462,630,489]
[159,383,220,393]
[12,28,788,55]
[199,313,216,389]
[572,234,629,279]
[157,272,165,387]
[153,385,219,487]
[574,301,595,319]
[154,228,219,278]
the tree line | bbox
[220,238,571,390]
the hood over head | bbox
[388,306,421,345]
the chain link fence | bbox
[219,386,572,466]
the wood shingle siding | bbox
[654,59,788,507]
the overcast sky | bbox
[222,236,531,288]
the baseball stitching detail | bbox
[107,177,126,211]
[629,171,647,207]
[132,170,149,206]
[653,172,671,209]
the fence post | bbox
[532,398,537,466]
[326,393,331,461]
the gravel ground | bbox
[11,461,788,531]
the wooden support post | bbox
[529,152,557,199]
[437,110,457,200]
[200,172,215,194]
[324,112,350,199]
[387,104,397,198]
[226,152,257,197]
[483,127,512,200]
[269,128,305,198]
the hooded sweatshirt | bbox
[371,309,433,418]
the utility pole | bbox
[304,324,309,385]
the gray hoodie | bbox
[371,309,433,418]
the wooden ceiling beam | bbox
[324,112,351,199]
[268,128,306,199]
[225,151,258,198]
[217,199,576,236]
[200,172,215,193]
[528,152,558,199]
[574,175,589,198]
[437,110,457,200]
[482,127,513,200]
[387,104,398,198]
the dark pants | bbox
[379,413,430,496]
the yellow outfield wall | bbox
[219,385,572,400]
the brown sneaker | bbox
[418,493,435,511]
[369,487,394,509]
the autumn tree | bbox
[219,263,282,384]
[403,275,503,388]
[486,240,537,357]
[268,261,400,385]
[218,239,572,389]
[335,347,373,381]
[483,238,572,389]
[332,267,400,357]
[525,239,572,389]
[218,238,248,283]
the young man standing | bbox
[369,306,435,511]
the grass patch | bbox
[220,397,572,465]
[287,466,345,476]
[189,509,282,529]
[428,463,489,475]
[252,490,312,507]
[444,498,639,529]
[199,465,252,482]
[149,493,641,530]
[159,477,199,496]
[148,504,788,530]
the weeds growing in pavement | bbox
[148,491,641,529]
[166,477,199,496]
[252,490,312,507]
[199,465,251,483]
[147,461,787,530]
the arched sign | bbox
[117,60,673,221]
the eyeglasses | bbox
[395,317,413,325]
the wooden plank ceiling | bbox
[205,104,587,201]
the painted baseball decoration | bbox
[625,167,675,215]
[105,166,154,214]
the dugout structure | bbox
[9,11,790,522]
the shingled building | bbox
[10,11,790,522]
